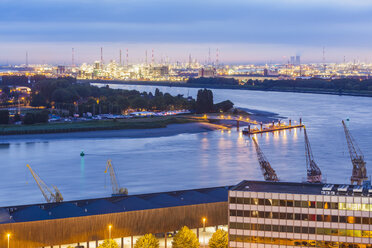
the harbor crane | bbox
[26,164,63,203]
[105,160,128,196]
[342,120,367,185]
[304,128,322,183]
[252,137,279,182]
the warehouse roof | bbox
[0,185,231,224]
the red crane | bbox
[342,120,367,185]
[252,137,279,182]
[304,128,322,183]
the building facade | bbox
[229,181,372,248]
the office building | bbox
[229,181,372,248]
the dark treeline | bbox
[195,89,234,114]
[30,77,196,116]
[1,75,47,86]
[188,77,372,93]
[188,77,239,85]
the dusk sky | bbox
[1,0,372,65]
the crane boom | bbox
[105,160,128,196]
[304,128,322,183]
[252,137,279,182]
[342,120,367,185]
[26,164,63,203]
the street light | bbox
[108,225,112,241]
[7,233,10,248]
[202,218,206,248]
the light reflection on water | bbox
[0,85,371,206]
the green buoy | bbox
[80,151,85,157]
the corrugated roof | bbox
[0,185,231,224]
[49,203,88,219]
[11,206,52,222]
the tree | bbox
[172,226,199,248]
[208,229,228,248]
[214,100,234,113]
[134,234,159,248]
[196,89,214,114]
[1,86,10,96]
[98,239,119,248]
[30,93,47,107]
[0,110,9,124]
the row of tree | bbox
[0,109,49,125]
[188,77,239,86]
[29,78,197,116]
[196,89,234,114]
[88,226,227,248]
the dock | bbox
[242,119,304,135]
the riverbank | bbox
[86,80,372,98]
[0,122,225,142]
[0,116,201,136]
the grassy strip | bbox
[0,116,199,136]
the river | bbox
[0,84,371,206]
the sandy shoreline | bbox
[0,122,225,142]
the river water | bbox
[0,84,371,206]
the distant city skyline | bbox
[1,0,372,64]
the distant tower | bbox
[290,56,295,65]
[126,48,129,66]
[119,49,122,66]
[145,50,148,65]
[208,48,211,65]
[295,55,300,66]
[72,48,75,67]
[322,46,326,72]
[26,51,29,67]
[188,54,192,68]
[216,48,219,67]
[100,47,103,68]
[151,49,154,66]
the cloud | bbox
[0,0,371,63]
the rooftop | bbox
[232,180,372,197]
[0,186,231,224]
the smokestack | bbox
[120,49,122,66]
[72,48,75,67]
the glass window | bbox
[301,227,309,233]
[259,211,265,218]
[301,201,308,208]
[339,216,347,223]
[309,227,315,234]
[272,225,279,232]
[252,198,258,205]
[265,199,272,206]
[301,214,309,221]
[251,210,258,218]
[295,213,301,220]
[272,199,279,206]
[265,225,271,231]
[354,217,361,224]
[244,210,250,217]
[287,200,294,207]
[258,199,265,205]
[294,226,301,233]
[244,223,250,229]
[316,202,324,208]
[280,213,286,219]
[265,211,272,218]
[347,216,355,224]
[324,202,330,209]
[330,202,338,209]
[330,229,338,236]
[309,201,316,208]
[237,210,243,217]
[280,225,286,232]
[286,226,293,232]
[236,198,244,204]
[272,212,279,219]
[331,215,338,222]
[280,200,286,206]
[287,213,294,220]
[229,197,236,203]
[258,224,265,231]
[230,210,236,216]
[324,215,331,222]
[244,197,251,204]
[251,224,257,230]
[236,223,244,229]
[317,215,323,221]
[362,217,370,225]
[230,222,236,229]
[294,201,301,207]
